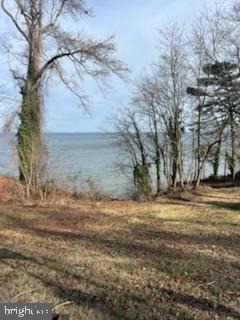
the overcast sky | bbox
[0,0,220,132]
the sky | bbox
[0,0,221,132]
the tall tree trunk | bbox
[172,151,178,190]
[196,105,201,181]
[17,14,43,189]
[153,117,161,195]
[194,140,220,189]
[155,151,161,195]
[17,73,42,186]
[213,139,222,179]
[230,120,236,181]
[178,139,184,188]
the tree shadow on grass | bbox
[161,288,240,319]
[130,226,240,253]
[1,257,171,320]
[1,249,240,320]
[150,217,240,227]
[3,213,240,276]
[203,201,240,211]
[0,248,30,260]
[2,254,240,320]
[1,212,240,319]
[37,275,240,319]
[159,195,240,212]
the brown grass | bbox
[0,175,111,206]
[0,176,25,202]
[0,186,239,319]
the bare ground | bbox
[0,186,239,319]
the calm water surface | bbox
[0,133,228,198]
[0,133,129,198]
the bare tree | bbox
[1,0,126,191]
[112,106,152,200]
[189,2,240,184]
[154,23,189,190]
[111,2,240,199]
[132,75,164,194]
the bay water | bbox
[0,133,130,198]
[0,132,228,199]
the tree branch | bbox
[42,0,66,33]
[37,34,127,81]
[1,0,29,43]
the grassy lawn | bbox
[0,187,239,319]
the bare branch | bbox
[38,33,126,81]
[1,0,29,43]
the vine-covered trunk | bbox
[17,16,43,191]
[133,163,152,200]
[17,74,42,188]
